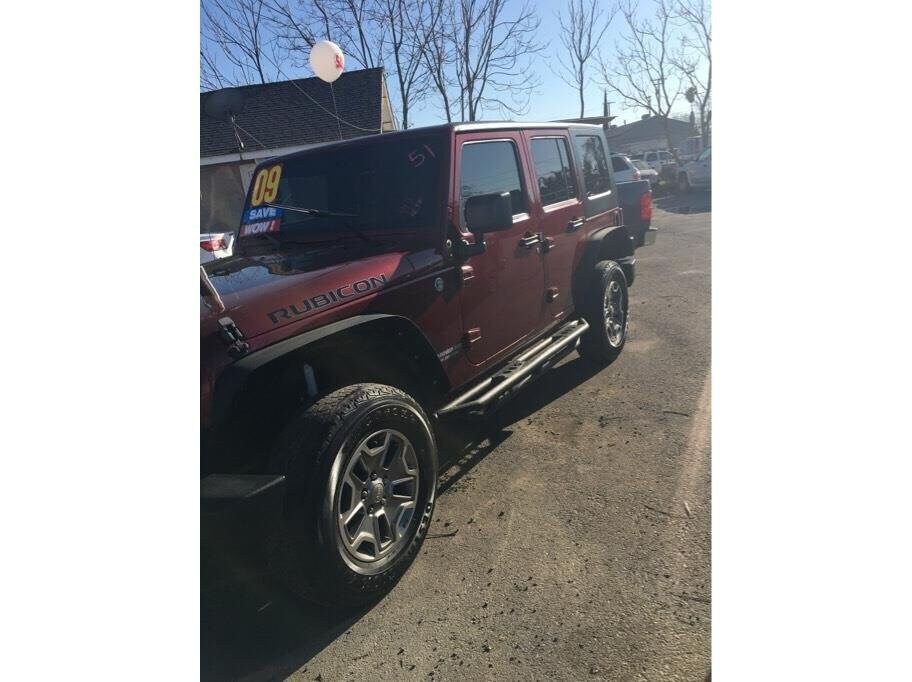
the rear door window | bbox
[460,140,527,225]
[529,137,578,206]
[573,135,612,196]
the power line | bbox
[259,50,384,134]
[231,119,270,151]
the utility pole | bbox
[602,91,615,134]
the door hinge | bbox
[218,317,250,359]
[546,287,560,303]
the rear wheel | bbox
[267,383,437,608]
[578,260,629,365]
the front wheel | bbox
[267,383,437,608]
[578,260,629,365]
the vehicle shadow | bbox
[201,354,602,681]
[654,191,711,215]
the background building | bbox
[604,116,694,156]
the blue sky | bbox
[203,0,704,129]
[405,0,691,128]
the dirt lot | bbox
[202,191,711,681]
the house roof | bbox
[605,116,693,149]
[200,67,387,158]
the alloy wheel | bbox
[336,429,420,563]
[604,280,627,347]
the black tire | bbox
[578,260,629,366]
[267,383,437,608]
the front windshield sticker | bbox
[239,206,283,237]
[249,164,282,206]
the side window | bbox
[611,155,629,172]
[530,137,578,206]
[460,140,526,224]
[573,135,612,196]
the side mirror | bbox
[465,191,513,237]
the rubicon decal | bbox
[267,275,388,324]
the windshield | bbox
[238,133,445,239]
[632,160,651,171]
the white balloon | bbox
[309,40,345,83]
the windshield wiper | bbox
[266,202,375,244]
[267,203,358,219]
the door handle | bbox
[567,217,584,231]
[519,232,542,249]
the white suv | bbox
[642,150,676,172]
[677,147,711,193]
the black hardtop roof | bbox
[257,121,604,166]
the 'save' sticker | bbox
[242,206,283,223]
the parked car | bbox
[677,146,711,193]
[199,232,235,263]
[610,153,642,183]
[630,159,660,188]
[201,122,656,607]
[642,149,676,173]
[679,135,707,163]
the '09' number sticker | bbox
[249,164,282,206]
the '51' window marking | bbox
[408,144,437,167]
[250,164,282,206]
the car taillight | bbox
[633,168,641,180]
[200,237,227,252]
[640,191,653,221]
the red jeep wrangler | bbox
[201,122,655,606]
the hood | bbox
[200,239,416,340]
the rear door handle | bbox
[567,217,584,231]
[519,232,542,249]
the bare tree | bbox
[336,0,387,68]
[418,0,457,122]
[450,0,546,121]
[201,47,227,90]
[600,0,683,155]
[202,0,280,85]
[672,0,711,145]
[554,0,617,118]
[268,0,387,70]
[376,0,439,128]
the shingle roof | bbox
[201,67,385,158]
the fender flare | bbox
[572,224,635,307]
[211,314,447,425]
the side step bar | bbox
[436,318,590,418]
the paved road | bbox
[202,191,711,681]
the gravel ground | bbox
[202,191,711,681]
